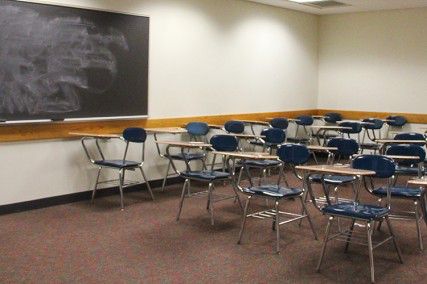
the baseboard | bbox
[0,176,183,215]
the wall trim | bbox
[1,108,425,142]
[316,109,427,124]
[0,176,182,215]
[0,109,317,142]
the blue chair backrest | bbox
[210,135,238,152]
[394,132,425,141]
[261,128,286,144]
[362,118,384,130]
[386,144,426,166]
[224,120,245,134]
[186,122,209,136]
[352,155,395,178]
[327,138,359,157]
[339,122,363,134]
[270,118,289,130]
[324,112,343,123]
[277,144,310,165]
[295,115,314,126]
[123,127,147,143]
[386,115,407,127]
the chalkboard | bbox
[0,0,149,122]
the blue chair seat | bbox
[180,170,230,181]
[322,202,390,220]
[243,185,302,198]
[395,166,421,175]
[310,174,356,185]
[243,159,281,167]
[165,153,205,161]
[94,159,139,168]
[372,186,423,198]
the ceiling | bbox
[246,0,427,15]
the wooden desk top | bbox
[223,133,266,139]
[145,127,187,134]
[295,164,376,176]
[312,115,325,119]
[155,141,211,148]
[309,125,352,130]
[69,132,121,139]
[237,119,270,125]
[384,155,421,160]
[211,151,278,160]
[307,145,338,152]
[375,139,426,144]
[407,178,427,186]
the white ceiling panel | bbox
[246,0,427,15]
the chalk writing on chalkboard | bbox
[0,4,129,116]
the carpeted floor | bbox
[0,172,426,283]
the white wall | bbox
[318,8,427,114]
[0,0,319,205]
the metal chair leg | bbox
[317,216,333,272]
[139,167,154,201]
[208,182,215,225]
[118,169,125,211]
[275,200,280,254]
[344,219,356,253]
[91,167,102,204]
[300,196,318,240]
[415,201,424,251]
[176,179,188,221]
[238,196,251,244]
[366,222,375,283]
[385,216,403,263]
[161,161,171,191]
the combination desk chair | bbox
[386,144,426,183]
[269,117,289,142]
[237,144,318,253]
[323,112,343,124]
[315,155,403,283]
[369,146,427,250]
[240,128,288,186]
[386,115,407,138]
[338,121,363,144]
[309,138,360,207]
[360,118,384,154]
[161,122,209,191]
[315,112,343,142]
[287,115,313,144]
[176,135,243,225]
[82,127,154,210]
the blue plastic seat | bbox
[242,185,302,198]
[288,115,313,144]
[249,127,285,150]
[164,152,205,161]
[324,112,343,124]
[309,174,356,185]
[322,202,390,220]
[180,170,230,181]
[373,186,423,198]
[387,115,407,127]
[224,120,245,134]
[394,132,425,141]
[94,160,139,168]
[270,118,289,130]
